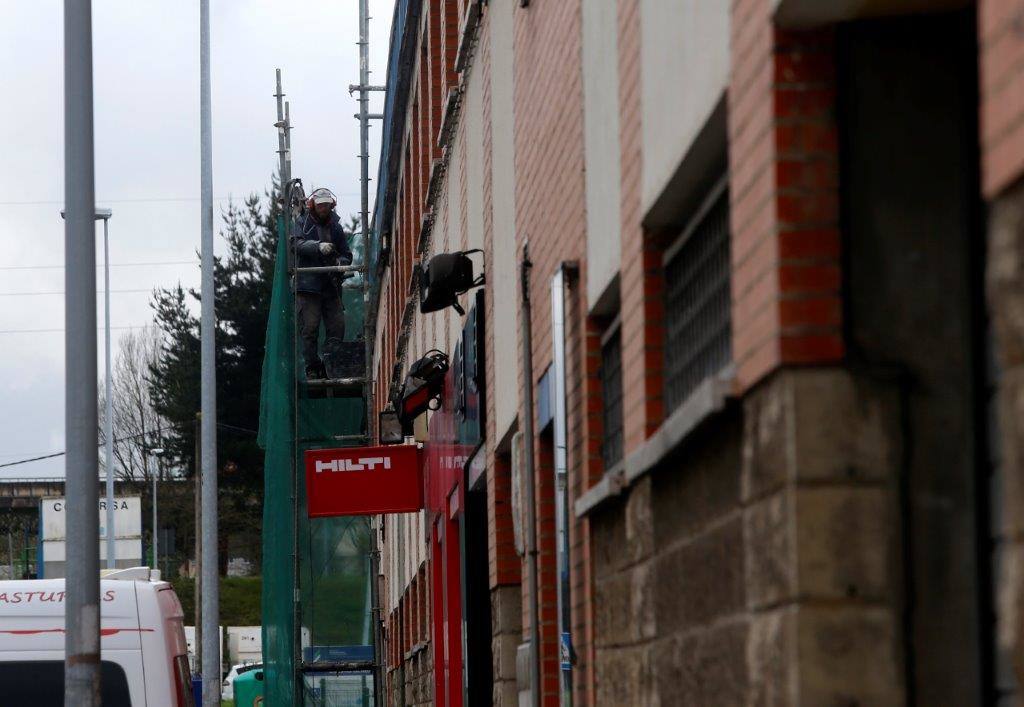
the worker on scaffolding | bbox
[292,187,353,380]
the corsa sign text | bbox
[304,444,424,517]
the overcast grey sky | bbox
[0,1,393,477]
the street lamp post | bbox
[98,210,114,570]
[148,448,164,573]
[63,1,99,697]
[61,207,115,571]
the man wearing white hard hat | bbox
[291,187,353,380]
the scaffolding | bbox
[259,58,383,704]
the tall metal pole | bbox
[551,266,574,707]
[103,215,115,570]
[358,0,374,443]
[199,0,220,703]
[520,246,541,707]
[152,457,158,572]
[63,0,100,702]
[274,70,288,188]
[284,101,292,187]
[357,4,383,704]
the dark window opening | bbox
[663,181,731,413]
[462,483,494,705]
[600,328,623,469]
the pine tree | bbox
[148,179,283,493]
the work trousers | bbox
[297,290,345,369]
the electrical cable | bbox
[216,422,258,436]
[0,196,235,206]
[0,452,65,469]
[0,289,153,297]
[0,260,198,271]
[0,194,358,207]
[0,325,150,335]
[0,420,190,470]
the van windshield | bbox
[0,660,132,706]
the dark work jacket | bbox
[291,210,353,294]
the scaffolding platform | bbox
[259,173,381,706]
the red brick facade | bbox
[729,1,843,392]
[981,0,1024,196]
[371,1,1024,704]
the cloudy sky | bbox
[0,1,393,477]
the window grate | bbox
[664,187,731,413]
[600,330,624,470]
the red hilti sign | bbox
[304,444,424,517]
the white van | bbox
[0,567,194,706]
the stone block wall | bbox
[492,585,522,706]
[592,410,746,706]
[590,368,905,705]
[988,177,1024,697]
[742,368,904,706]
[388,647,432,706]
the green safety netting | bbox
[259,216,373,706]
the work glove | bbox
[318,242,336,257]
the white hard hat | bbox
[310,187,337,206]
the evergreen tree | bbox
[148,178,283,494]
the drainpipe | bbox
[551,263,576,706]
[520,245,541,707]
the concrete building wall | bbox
[639,0,729,221]
[488,0,519,443]
[466,60,485,257]
[582,0,622,311]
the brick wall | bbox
[981,0,1024,196]
[617,0,665,456]
[511,0,589,702]
[729,0,843,392]
[366,1,1024,705]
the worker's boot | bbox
[322,337,345,380]
[305,359,327,381]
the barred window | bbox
[600,328,624,469]
[664,181,731,413]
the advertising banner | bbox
[304,445,423,517]
[39,495,143,577]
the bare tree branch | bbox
[98,327,170,482]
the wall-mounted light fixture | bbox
[419,250,484,315]
[398,350,450,425]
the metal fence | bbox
[302,673,374,707]
[663,184,732,413]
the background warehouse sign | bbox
[305,444,423,517]
[40,496,143,578]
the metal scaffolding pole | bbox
[63,0,101,702]
[356,3,384,704]
[274,69,290,188]
[199,0,219,704]
[101,212,115,571]
[284,101,292,187]
[357,0,374,444]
